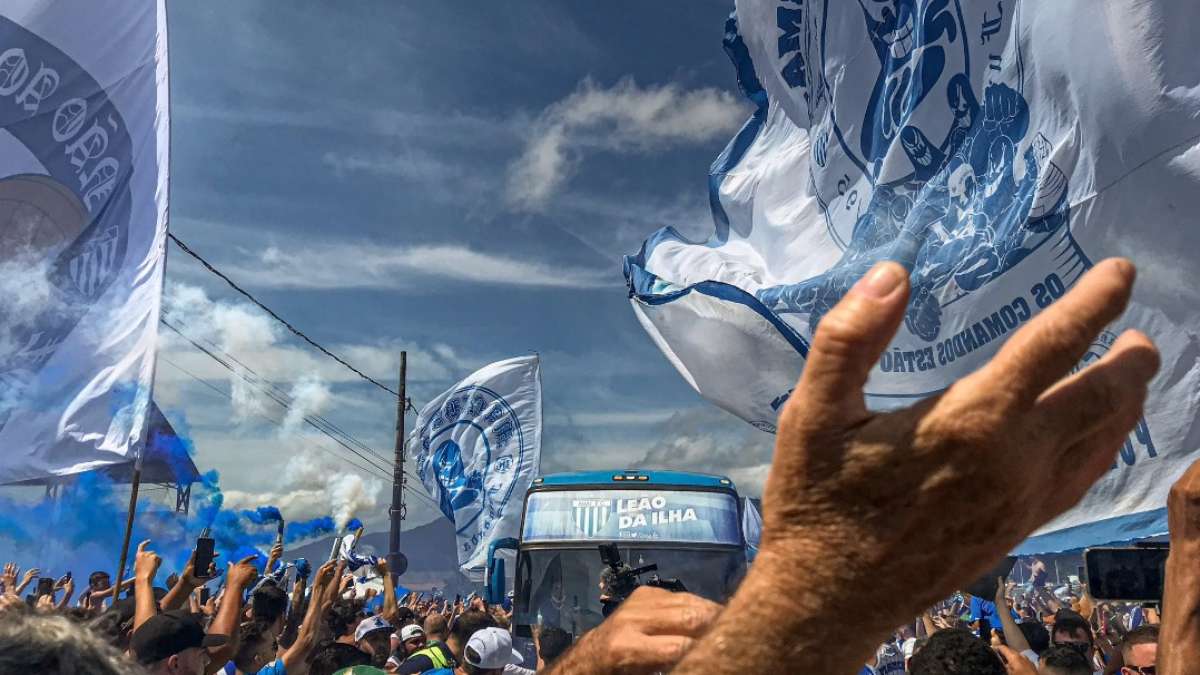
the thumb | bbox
[794,261,909,420]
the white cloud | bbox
[222,241,617,291]
[508,77,747,210]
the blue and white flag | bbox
[626,1,1200,551]
[409,356,542,580]
[0,1,169,483]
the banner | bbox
[625,1,1200,551]
[409,356,542,580]
[0,1,169,483]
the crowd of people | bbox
[0,259,1196,675]
[0,537,570,675]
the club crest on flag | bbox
[415,385,530,554]
[0,16,135,432]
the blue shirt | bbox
[256,658,287,675]
[970,596,1018,631]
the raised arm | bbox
[203,555,259,675]
[377,557,398,625]
[280,561,336,672]
[14,567,38,597]
[995,579,1031,654]
[133,541,162,632]
[161,551,213,611]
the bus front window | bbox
[514,546,745,637]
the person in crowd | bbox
[131,610,228,675]
[1118,625,1157,675]
[386,624,428,671]
[1038,645,1094,675]
[356,615,395,668]
[247,583,290,643]
[534,626,572,670]
[907,628,1006,675]
[1049,610,1099,671]
[445,627,525,675]
[395,610,495,675]
[0,610,141,674]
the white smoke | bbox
[280,374,331,436]
[222,452,383,527]
[162,283,344,431]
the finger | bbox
[1034,330,1159,445]
[137,540,149,553]
[973,258,1135,409]
[237,555,257,565]
[1043,409,1143,517]
[791,261,909,421]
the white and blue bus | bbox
[487,469,748,640]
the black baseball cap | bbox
[130,610,228,664]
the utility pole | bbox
[387,351,407,581]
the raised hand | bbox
[542,587,721,675]
[134,541,161,584]
[1,563,17,594]
[227,555,260,590]
[672,259,1159,675]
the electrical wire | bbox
[167,232,413,410]
[159,338,442,513]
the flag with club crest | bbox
[0,0,169,483]
[408,356,542,580]
[625,1,1200,552]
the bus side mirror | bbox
[485,537,519,605]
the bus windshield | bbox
[513,544,745,637]
[521,489,741,544]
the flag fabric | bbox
[625,1,1200,552]
[742,497,761,562]
[0,1,169,483]
[409,356,542,580]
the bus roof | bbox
[531,469,737,492]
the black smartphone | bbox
[35,577,54,597]
[199,587,211,605]
[194,535,216,574]
[964,556,1017,600]
[1084,546,1169,601]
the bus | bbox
[488,469,748,640]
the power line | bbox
[167,232,410,406]
[160,319,395,476]
[162,354,440,514]
[159,319,442,513]
[158,356,393,481]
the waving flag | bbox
[408,356,542,580]
[626,1,1200,551]
[0,1,169,483]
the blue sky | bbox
[155,0,775,528]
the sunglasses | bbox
[1122,668,1155,675]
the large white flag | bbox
[626,1,1200,552]
[409,356,542,580]
[0,1,169,483]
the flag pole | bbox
[387,351,408,583]
[111,456,143,604]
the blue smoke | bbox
[242,506,283,524]
[347,517,364,532]
[0,413,338,580]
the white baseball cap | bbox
[464,627,523,669]
[354,615,392,642]
[399,624,425,642]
